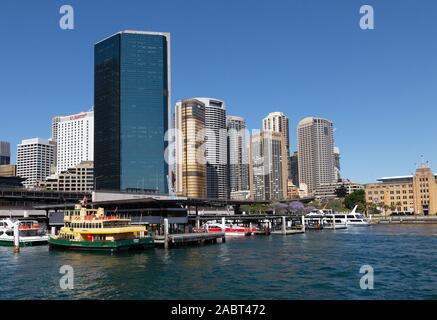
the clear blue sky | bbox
[1,0,437,183]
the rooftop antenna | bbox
[419,155,429,169]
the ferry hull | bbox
[0,239,48,247]
[48,237,154,252]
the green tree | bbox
[344,189,366,212]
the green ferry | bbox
[48,203,154,252]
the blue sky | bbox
[1,0,436,183]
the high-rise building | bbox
[51,117,60,142]
[334,146,341,181]
[289,151,299,187]
[174,99,207,198]
[194,98,228,199]
[250,131,288,201]
[52,111,94,173]
[94,30,170,193]
[16,138,56,189]
[227,116,250,193]
[0,141,10,165]
[297,117,335,195]
[262,112,290,156]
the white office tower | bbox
[52,111,94,174]
[250,131,288,201]
[194,98,229,199]
[262,112,290,156]
[227,116,250,194]
[297,117,335,196]
[17,138,56,188]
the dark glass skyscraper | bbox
[94,30,170,193]
[0,141,11,165]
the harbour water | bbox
[0,224,435,300]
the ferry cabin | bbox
[57,207,147,243]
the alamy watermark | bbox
[59,5,74,30]
[360,5,374,30]
[59,265,74,290]
[359,265,374,290]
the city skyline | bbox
[1,1,437,183]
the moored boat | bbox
[334,206,370,226]
[0,219,48,246]
[48,203,154,252]
[205,221,256,236]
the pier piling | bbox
[13,223,20,253]
[282,216,286,235]
[164,218,169,249]
[301,215,305,232]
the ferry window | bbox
[347,215,354,219]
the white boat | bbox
[204,221,255,236]
[0,219,49,247]
[322,215,348,229]
[334,206,370,226]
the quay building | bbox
[365,163,437,215]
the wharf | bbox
[154,232,225,248]
[370,216,437,224]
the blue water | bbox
[0,224,436,300]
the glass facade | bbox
[0,141,11,165]
[94,31,169,193]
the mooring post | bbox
[221,217,226,232]
[333,216,336,230]
[164,218,169,249]
[51,226,56,236]
[196,217,200,229]
[282,216,286,234]
[301,215,305,232]
[13,223,20,253]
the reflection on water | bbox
[0,224,436,300]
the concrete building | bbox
[262,112,290,155]
[52,111,94,173]
[38,161,94,192]
[227,116,250,194]
[365,163,437,215]
[194,98,228,199]
[230,190,251,201]
[297,117,335,196]
[0,141,10,165]
[250,131,288,201]
[315,179,363,199]
[0,164,16,177]
[17,138,56,189]
[174,99,207,198]
[94,30,171,193]
[334,146,341,181]
[263,112,290,183]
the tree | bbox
[335,185,348,198]
[344,189,366,212]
